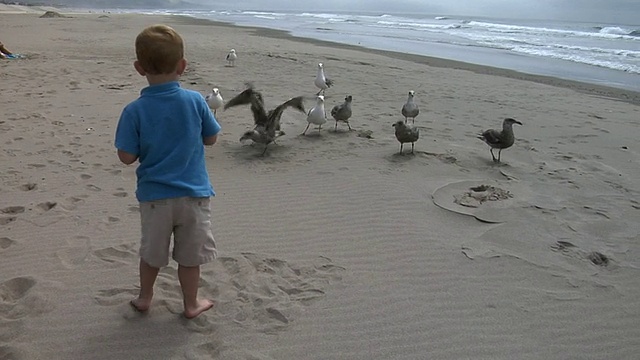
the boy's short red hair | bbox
[135,24,184,75]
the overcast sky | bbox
[190,0,639,24]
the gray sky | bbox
[191,0,639,24]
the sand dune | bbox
[1,9,639,360]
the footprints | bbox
[0,237,16,250]
[209,252,344,333]
[56,235,91,269]
[0,276,48,320]
[94,251,344,335]
[93,243,138,266]
[0,202,59,227]
[0,277,49,358]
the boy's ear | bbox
[133,60,146,76]
[176,58,187,75]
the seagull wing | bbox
[266,96,306,133]
[224,88,268,126]
[479,129,502,146]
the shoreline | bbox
[168,15,640,106]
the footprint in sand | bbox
[18,183,37,191]
[93,243,138,266]
[0,237,16,250]
[36,202,57,212]
[0,276,48,320]
[112,192,128,198]
[94,287,139,306]
[203,253,344,334]
[1,206,25,215]
[85,184,102,192]
[56,235,91,269]
[0,217,17,226]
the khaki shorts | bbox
[139,197,217,267]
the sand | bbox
[1,6,640,360]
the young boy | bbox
[114,24,221,319]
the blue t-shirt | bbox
[114,81,221,202]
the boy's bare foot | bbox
[130,298,151,313]
[183,299,214,319]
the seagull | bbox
[393,120,420,155]
[205,88,224,116]
[330,95,353,131]
[303,95,327,135]
[477,117,523,162]
[314,63,333,96]
[226,49,237,67]
[401,90,419,124]
[224,84,305,155]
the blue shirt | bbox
[114,81,221,202]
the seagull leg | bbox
[302,123,311,136]
[334,121,338,132]
[490,148,497,162]
[347,122,353,131]
[412,117,415,124]
[399,143,404,155]
[497,149,502,162]
[261,144,269,156]
[411,142,415,154]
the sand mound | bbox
[432,179,531,223]
[39,11,67,18]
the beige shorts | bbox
[139,197,217,267]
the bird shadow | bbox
[297,132,325,140]
[387,151,419,163]
[226,143,290,161]
[327,128,354,137]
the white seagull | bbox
[205,88,224,116]
[314,63,334,96]
[226,49,237,67]
[401,90,420,124]
[303,95,327,135]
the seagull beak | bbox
[515,120,523,125]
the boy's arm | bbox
[203,134,218,146]
[117,149,138,165]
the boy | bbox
[114,24,221,319]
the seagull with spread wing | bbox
[224,84,305,155]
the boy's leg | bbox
[178,265,213,318]
[132,199,173,312]
[131,259,160,311]
[173,197,217,318]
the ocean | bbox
[125,8,640,92]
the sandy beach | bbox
[1,6,640,359]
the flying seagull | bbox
[331,95,353,131]
[314,63,333,96]
[205,88,224,116]
[303,95,327,135]
[401,90,419,124]
[477,117,523,162]
[224,84,305,155]
[226,49,237,67]
[393,120,420,155]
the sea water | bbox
[119,8,640,91]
